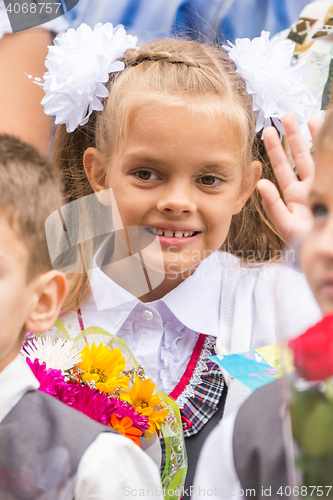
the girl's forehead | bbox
[104,95,252,171]
[129,96,235,122]
[310,149,333,198]
[127,104,241,146]
[113,114,243,181]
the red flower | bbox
[288,315,333,381]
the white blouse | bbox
[66,238,322,412]
[80,241,222,394]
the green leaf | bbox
[300,400,333,456]
[296,454,333,488]
[291,389,321,442]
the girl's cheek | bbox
[299,236,313,278]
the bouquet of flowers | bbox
[288,315,333,493]
[22,335,168,447]
[21,317,187,500]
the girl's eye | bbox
[134,170,159,181]
[198,175,222,186]
[312,204,328,218]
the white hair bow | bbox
[224,31,316,136]
[29,23,137,133]
[30,25,314,137]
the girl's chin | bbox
[320,300,333,316]
[142,255,199,275]
[163,262,199,278]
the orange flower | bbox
[121,375,169,439]
[109,414,142,446]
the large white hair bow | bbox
[32,25,314,137]
[30,23,137,133]
[224,31,316,136]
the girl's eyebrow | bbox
[122,153,169,166]
[199,161,237,172]
[308,188,325,201]
[122,154,238,170]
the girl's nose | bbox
[316,219,333,260]
[156,183,197,215]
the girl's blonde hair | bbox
[52,38,284,311]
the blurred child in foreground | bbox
[0,134,162,499]
[192,111,333,499]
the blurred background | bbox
[62,0,314,43]
[0,0,320,154]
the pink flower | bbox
[114,399,149,432]
[69,385,117,425]
[26,358,64,396]
[54,383,77,406]
[26,358,149,433]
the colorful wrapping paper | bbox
[211,344,284,392]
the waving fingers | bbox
[262,125,297,195]
[257,179,289,240]
[308,117,322,144]
[281,113,315,186]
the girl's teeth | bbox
[152,228,197,237]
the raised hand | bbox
[257,113,322,245]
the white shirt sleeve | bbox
[75,432,163,499]
[192,414,243,500]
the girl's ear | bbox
[83,147,111,205]
[25,271,68,334]
[233,160,262,215]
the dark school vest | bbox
[0,390,115,500]
[233,379,288,499]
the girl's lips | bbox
[145,224,201,234]
[157,232,201,247]
[319,280,333,298]
[144,227,201,246]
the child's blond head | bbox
[55,39,259,197]
[97,39,255,174]
[53,38,284,309]
[0,134,63,280]
[300,110,333,315]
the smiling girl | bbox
[83,98,259,298]
[39,26,320,492]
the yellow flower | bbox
[122,375,169,438]
[79,343,130,394]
